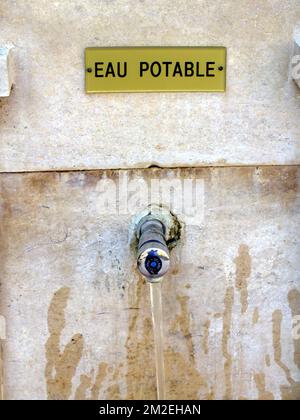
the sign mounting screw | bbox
[86,67,92,73]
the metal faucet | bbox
[136,215,170,282]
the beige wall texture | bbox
[0,0,300,401]
[0,168,299,400]
[0,0,300,171]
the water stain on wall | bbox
[45,287,84,400]
[166,294,207,399]
[272,310,293,382]
[90,363,109,399]
[252,308,259,325]
[272,309,300,400]
[106,365,121,399]
[125,278,156,399]
[202,319,211,355]
[46,288,112,400]
[2,167,298,400]
[254,372,274,400]
[48,278,202,400]
[164,347,206,399]
[222,287,234,400]
[75,362,121,400]
[256,167,299,208]
[74,373,92,400]
[287,289,300,370]
[43,245,298,401]
[0,341,4,400]
[265,354,271,367]
[234,244,251,314]
[171,296,195,362]
[123,274,208,399]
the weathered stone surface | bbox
[0,47,13,97]
[0,167,299,399]
[0,1,300,171]
[293,24,300,88]
[295,24,300,47]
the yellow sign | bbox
[85,47,226,93]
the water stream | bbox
[149,281,166,400]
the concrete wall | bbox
[0,168,299,400]
[0,0,299,400]
[0,0,299,171]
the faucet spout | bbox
[136,216,170,282]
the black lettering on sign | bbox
[140,62,149,77]
[206,61,215,77]
[151,62,161,77]
[162,61,172,77]
[196,62,204,77]
[173,62,183,77]
[117,62,127,78]
[106,62,115,77]
[96,60,219,79]
[95,62,127,78]
[95,62,104,77]
[185,62,194,77]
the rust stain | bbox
[252,307,259,325]
[272,309,300,400]
[202,319,211,355]
[287,289,300,370]
[234,244,251,314]
[222,287,234,400]
[254,372,274,400]
[45,287,84,400]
